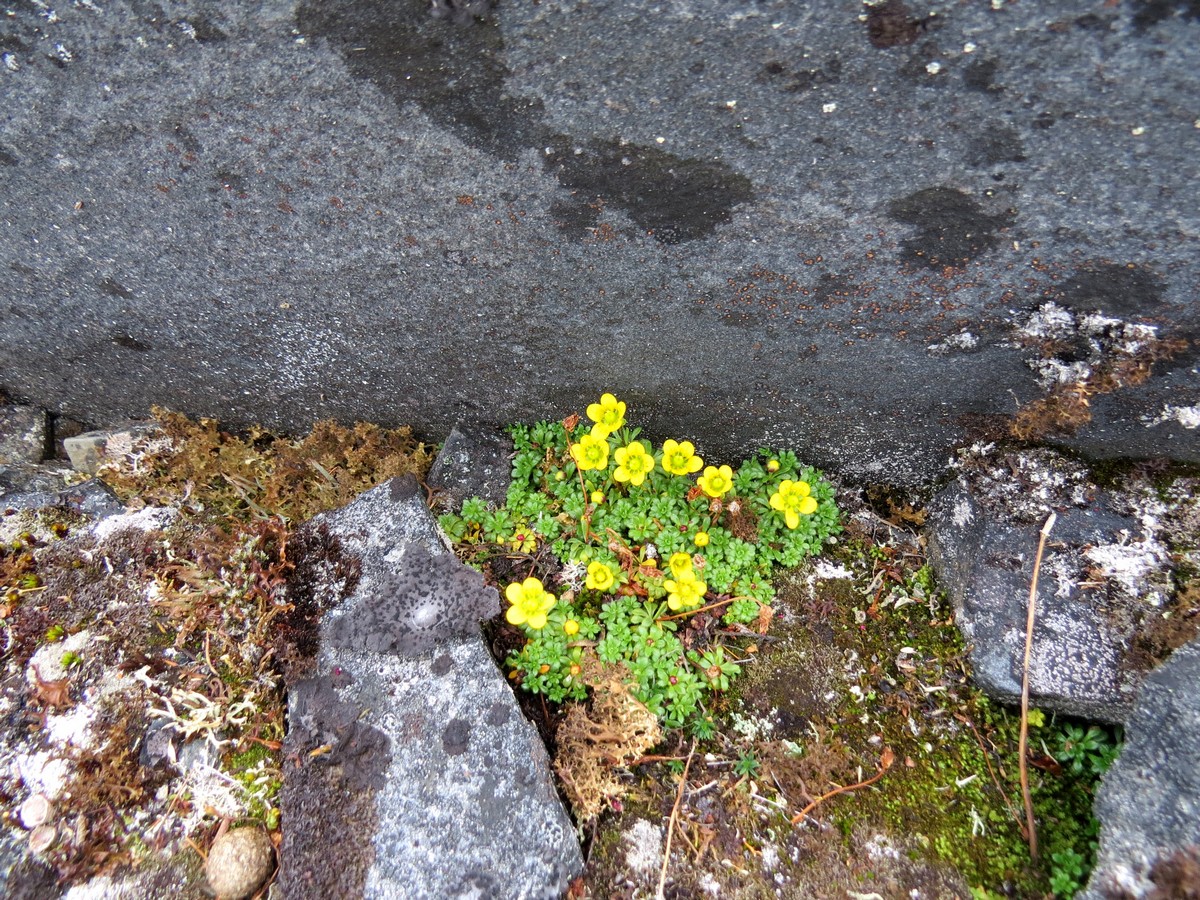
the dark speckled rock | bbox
[926,481,1143,722]
[1083,639,1200,899]
[278,478,581,900]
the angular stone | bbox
[425,425,513,513]
[926,482,1141,722]
[0,464,73,499]
[1083,639,1200,899]
[0,468,124,520]
[0,407,48,466]
[278,476,582,900]
[63,430,111,475]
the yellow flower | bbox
[509,525,537,553]
[585,561,616,592]
[769,479,819,529]
[586,393,626,436]
[664,572,707,611]
[504,577,556,629]
[668,552,694,579]
[693,531,710,547]
[613,442,655,486]
[564,619,580,636]
[697,464,734,498]
[661,439,703,476]
[571,427,610,471]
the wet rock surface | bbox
[278,476,582,899]
[0,1,1196,482]
[1083,638,1200,899]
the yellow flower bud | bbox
[693,531,710,547]
[564,619,580,636]
[766,459,781,473]
[591,490,605,504]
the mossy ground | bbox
[576,492,1115,899]
[0,411,1152,897]
[0,410,431,889]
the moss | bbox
[686,527,1110,897]
[99,407,435,525]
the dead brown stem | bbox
[790,747,895,825]
[1019,511,1056,860]
[656,740,696,900]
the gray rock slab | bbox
[278,476,582,900]
[0,1,1196,483]
[1083,639,1200,899]
[926,482,1140,722]
[0,407,49,466]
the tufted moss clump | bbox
[99,406,434,523]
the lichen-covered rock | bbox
[278,477,582,900]
[926,480,1141,721]
[323,541,498,656]
[1082,639,1200,899]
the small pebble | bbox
[19,794,54,829]
[29,824,57,854]
[205,827,276,900]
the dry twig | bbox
[655,741,696,900]
[1019,511,1056,860]
[790,747,895,824]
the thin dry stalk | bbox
[956,713,1023,828]
[1019,511,1056,861]
[790,747,895,825]
[658,596,742,621]
[656,741,696,900]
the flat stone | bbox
[278,477,582,899]
[0,407,48,466]
[62,431,110,475]
[1083,639,1200,899]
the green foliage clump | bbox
[440,394,840,728]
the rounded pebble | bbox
[28,824,57,854]
[19,794,54,829]
[205,827,276,900]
